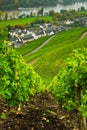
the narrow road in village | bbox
[23,35,56,57]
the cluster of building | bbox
[8,20,75,48]
[8,23,59,47]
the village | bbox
[7,14,87,48]
[8,21,73,48]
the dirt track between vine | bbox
[0,92,82,130]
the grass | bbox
[15,36,50,55]
[22,28,87,85]
[0,16,52,28]
[0,28,8,44]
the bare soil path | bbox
[0,92,82,130]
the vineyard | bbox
[0,14,87,129]
[0,35,87,129]
[17,28,87,85]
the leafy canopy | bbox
[0,41,43,106]
[49,48,87,117]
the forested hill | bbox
[0,0,57,10]
[58,0,87,5]
[0,0,87,10]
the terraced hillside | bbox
[16,28,87,84]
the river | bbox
[18,2,87,16]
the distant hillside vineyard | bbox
[0,0,57,10]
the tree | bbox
[4,11,8,20]
[40,7,44,16]
[30,12,33,17]
[60,9,67,14]
[80,6,85,12]
[37,7,44,16]
[49,48,87,130]
[0,11,2,20]
[49,10,55,16]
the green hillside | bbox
[0,16,52,28]
[16,28,87,84]
[15,36,50,55]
